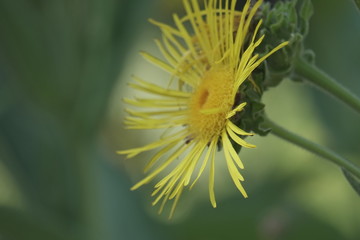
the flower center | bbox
[188,67,234,141]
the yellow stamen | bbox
[188,66,234,141]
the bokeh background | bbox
[0,0,359,239]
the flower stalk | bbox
[263,117,360,179]
[294,57,360,115]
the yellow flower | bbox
[118,0,288,218]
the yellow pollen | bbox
[188,66,234,141]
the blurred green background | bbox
[0,0,359,239]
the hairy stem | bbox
[295,58,360,114]
[263,117,360,179]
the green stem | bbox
[263,117,360,179]
[294,57,360,114]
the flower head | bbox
[118,0,288,218]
